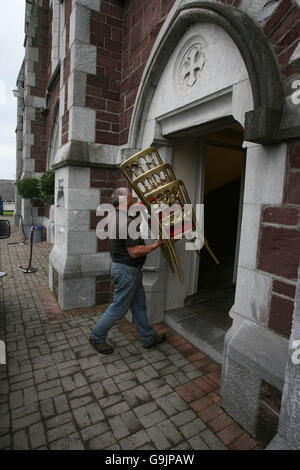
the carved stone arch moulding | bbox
[129,1,284,147]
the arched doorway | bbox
[125,1,287,439]
[162,123,245,362]
[128,12,257,332]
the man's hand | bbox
[153,237,162,248]
[127,237,162,259]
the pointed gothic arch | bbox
[128,1,283,147]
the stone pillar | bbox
[266,261,300,450]
[49,141,127,310]
[22,1,48,177]
[15,1,49,236]
[221,142,290,439]
[51,0,61,72]
[48,0,107,310]
[15,65,25,230]
[68,1,98,144]
[49,163,106,310]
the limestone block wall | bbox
[24,1,50,175]
[48,161,129,310]
[90,166,130,304]
[120,0,177,144]
[15,0,50,228]
[50,0,61,72]
[262,0,300,78]
[257,141,300,339]
[16,64,25,184]
[15,65,25,227]
[88,1,123,145]
[61,0,72,145]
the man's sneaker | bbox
[143,333,167,349]
[89,337,114,354]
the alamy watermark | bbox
[291,80,300,105]
[291,340,300,365]
[96,201,204,251]
[0,340,6,365]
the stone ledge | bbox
[244,107,282,144]
[53,141,122,169]
[224,317,289,391]
[49,245,111,279]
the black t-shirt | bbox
[108,209,146,267]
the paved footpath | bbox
[0,217,262,450]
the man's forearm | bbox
[127,241,161,258]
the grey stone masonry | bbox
[267,261,300,450]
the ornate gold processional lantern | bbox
[120,147,219,283]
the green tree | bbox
[16,177,40,226]
[39,169,55,205]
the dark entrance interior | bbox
[191,126,245,328]
[166,124,245,362]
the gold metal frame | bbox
[120,147,219,283]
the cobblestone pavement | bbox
[0,217,262,450]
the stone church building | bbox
[15,0,300,449]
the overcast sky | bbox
[0,0,26,180]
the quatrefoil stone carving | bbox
[179,44,205,88]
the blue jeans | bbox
[91,262,156,344]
